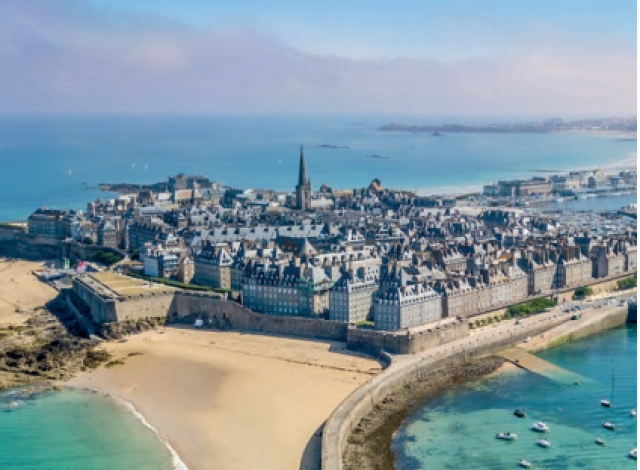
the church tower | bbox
[296,146,311,210]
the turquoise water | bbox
[394,325,638,470]
[0,389,174,470]
[0,115,635,220]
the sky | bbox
[0,0,636,116]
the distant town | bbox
[2,146,634,339]
[379,116,637,134]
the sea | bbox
[0,115,636,469]
[0,389,176,470]
[0,114,636,221]
[393,325,638,470]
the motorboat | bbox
[600,399,612,407]
[496,432,518,441]
[537,438,551,448]
[514,409,527,418]
[631,409,637,418]
[595,438,606,446]
[629,448,637,460]
[602,422,615,430]
[531,422,550,432]
[518,459,532,468]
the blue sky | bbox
[86,0,636,59]
[0,0,636,115]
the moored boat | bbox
[629,448,637,460]
[601,399,612,407]
[537,438,551,448]
[514,409,526,418]
[518,459,532,468]
[631,409,637,417]
[496,432,518,441]
[602,421,615,430]
[595,437,606,446]
[531,422,550,432]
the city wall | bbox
[0,227,124,263]
[346,318,468,355]
[170,293,349,341]
[320,308,618,470]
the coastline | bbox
[342,356,505,470]
[68,327,382,470]
[339,304,632,470]
[68,386,188,470]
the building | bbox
[193,243,234,289]
[295,146,312,211]
[97,220,118,248]
[242,256,333,317]
[28,209,70,238]
[142,244,180,278]
[177,256,195,284]
[329,273,377,324]
[373,282,443,331]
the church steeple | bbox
[295,146,311,211]
[298,146,309,187]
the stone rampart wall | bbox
[321,311,572,470]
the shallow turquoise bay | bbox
[394,325,638,470]
[0,389,173,470]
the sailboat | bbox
[600,359,614,408]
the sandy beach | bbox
[70,327,382,470]
[0,259,56,327]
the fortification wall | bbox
[346,319,468,355]
[321,311,571,470]
[170,293,349,341]
[0,226,24,242]
[114,293,175,322]
[72,278,118,323]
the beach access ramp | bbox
[500,348,592,385]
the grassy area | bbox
[506,298,556,317]
[126,272,231,294]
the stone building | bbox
[28,209,70,238]
[193,243,234,289]
[242,260,333,317]
[97,220,118,248]
[329,273,377,324]
[373,282,443,331]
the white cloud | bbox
[0,0,635,116]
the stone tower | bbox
[296,146,311,210]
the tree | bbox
[573,286,594,299]
[83,237,94,245]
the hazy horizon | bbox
[0,0,636,116]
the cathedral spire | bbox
[298,145,308,187]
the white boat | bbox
[496,432,518,441]
[518,459,532,468]
[602,421,615,430]
[595,437,606,446]
[629,448,637,460]
[631,409,637,417]
[531,422,550,432]
[537,438,551,448]
[600,399,612,407]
